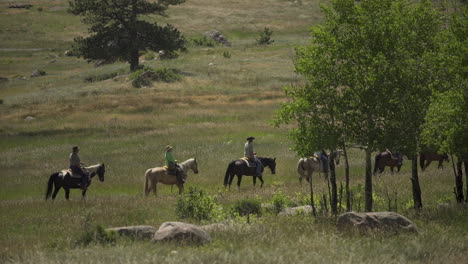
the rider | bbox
[69,146,88,190]
[314,149,329,174]
[244,136,263,177]
[164,145,184,184]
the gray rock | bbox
[31,69,46,77]
[337,211,418,233]
[204,30,231,47]
[152,222,211,244]
[279,205,313,216]
[9,4,33,9]
[24,116,36,121]
[106,225,157,240]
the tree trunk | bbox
[129,0,139,72]
[329,150,338,214]
[342,144,351,212]
[309,172,317,217]
[465,159,468,203]
[365,148,373,212]
[130,49,139,72]
[411,156,423,209]
[455,158,464,203]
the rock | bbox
[31,69,46,77]
[337,211,418,234]
[64,50,73,56]
[24,116,36,121]
[204,30,231,47]
[279,205,313,216]
[106,225,157,240]
[152,222,211,244]
[9,4,33,9]
[0,77,8,82]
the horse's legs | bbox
[390,166,394,173]
[51,184,61,200]
[424,160,432,170]
[237,175,242,191]
[153,183,157,197]
[178,184,184,195]
[253,176,257,187]
[64,188,70,200]
[228,173,235,188]
[259,176,264,188]
[81,189,87,199]
[438,160,444,169]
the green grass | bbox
[1,0,468,263]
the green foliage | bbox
[74,225,117,247]
[256,27,274,45]
[130,67,181,88]
[191,36,217,47]
[68,0,187,71]
[176,187,225,221]
[144,52,156,61]
[231,198,262,216]
[84,69,127,83]
[223,51,231,59]
[272,191,291,214]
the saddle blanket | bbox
[240,157,256,168]
[61,169,82,178]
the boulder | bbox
[279,205,313,216]
[0,77,8,82]
[24,116,36,121]
[337,211,418,233]
[9,4,33,9]
[152,222,211,244]
[31,69,46,77]
[204,30,231,47]
[106,225,157,240]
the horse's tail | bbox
[144,169,150,197]
[45,173,57,200]
[297,158,306,176]
[419,153,425,170]
[373,153,381,175]
[224,162,234,187]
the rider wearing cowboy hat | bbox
[164,145,184,184]
[69,146,89,190]
[244,136,263,177]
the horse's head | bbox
[97,163,105,182]
[191,158,199,174]
[262,157,276,174]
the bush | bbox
[144,52,156,60]
[74,225,117,247]
[130,67,181,88]
[223,51,231,59]
[176,187,224,221]
[231,198,262,217]
[84,69,126,83]
[191,36,217,47]
[272,191,291,214]
[256,27,274,45]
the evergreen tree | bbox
[69,0,186,71]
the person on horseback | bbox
[244,136,263,177]
[69,146,89,190]
[165,145,184,184]
[314,149,329,174]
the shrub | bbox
[256,27,274,45]
[144,52,156,60]
[191,36,217,47]
[231,198,262,217]
[223,51,231,59]
[176,187,224,221]
[272,191,291,214]
[84,69,126,83]
[130,67,181,88]
[74,225,116,247]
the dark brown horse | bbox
[373,151,403,175]
[420,152,449,171]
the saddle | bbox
[241,157,256,168]
[61,169,88,178]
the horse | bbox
[373,150,403,175]
[144,158,199,196]
[45,164,105,200]
[223,157,276,190]
[420,152,449,171]
[296,150,341,184]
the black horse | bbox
[223,157,276,190]
[45,164,105,200]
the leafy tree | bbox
[275,0,443,211]
[69,0,186,71]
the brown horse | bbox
[144,158,198,196]
[373,150,403,175]
[420,152,449,171]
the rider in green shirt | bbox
[165,145,184,184]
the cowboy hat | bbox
[246,136,255,141]
[72,146,79,151]
[165,145,173,151]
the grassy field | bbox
[1,0,467,263]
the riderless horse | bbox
[420,152,449,171]
[374,150,403,175]
[45,164,105,200]
[144,158,198,196]
[223,157,276,190]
